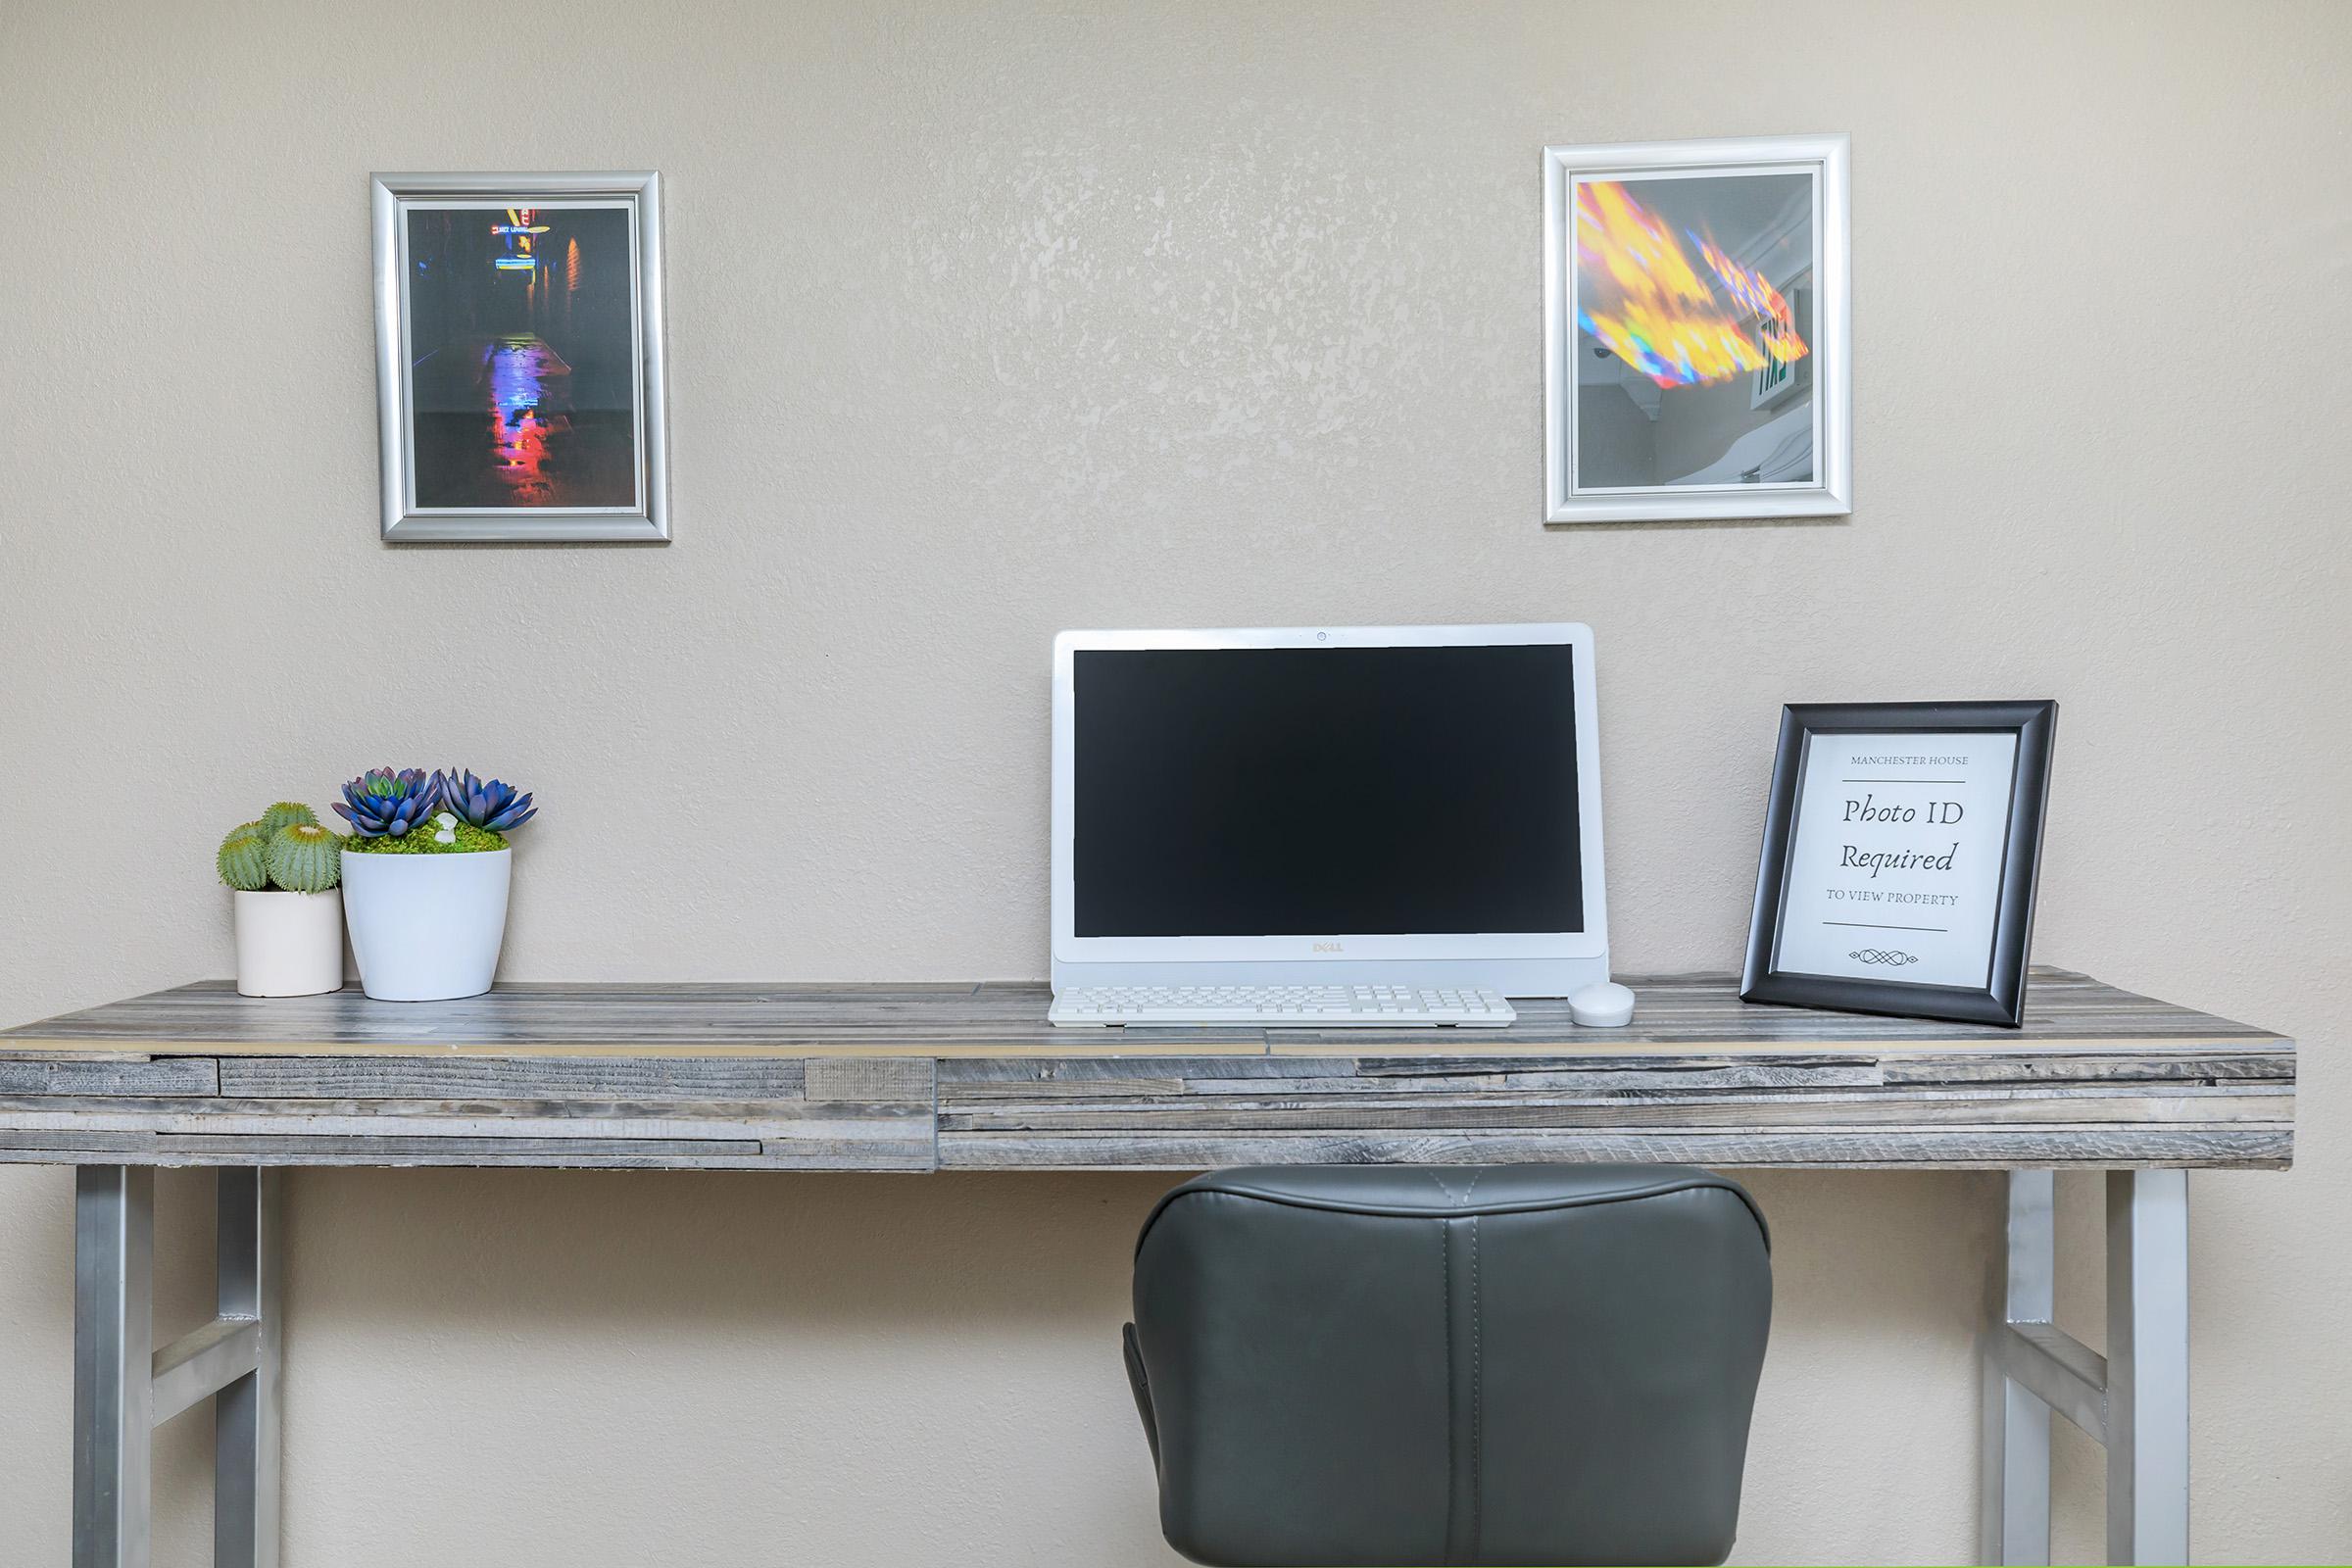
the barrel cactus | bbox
[333,767,444,838]
[260,801,319,835]
[217,823,271,891]
[266,822,342,893]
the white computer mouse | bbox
[1567,980,1637,1028]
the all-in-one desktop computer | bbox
[1048,623,1634,1028]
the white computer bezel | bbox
[1051,623,1609,996]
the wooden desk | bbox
[1,969,2291,1567]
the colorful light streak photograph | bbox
[1571,170,1815,493]
[402,202,639,511]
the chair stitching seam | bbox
[1142,1177,1771,1249]
[1469,1214,1483,1563]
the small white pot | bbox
[232,890,346,998]
[339,847,513,1003]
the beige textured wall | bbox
[3,2,2347,1562]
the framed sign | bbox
[1741,701,2056,1026]
[370,172,669,543]
[1543,134,1850,524]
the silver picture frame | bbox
[370,171,669,543]
[1543,134,1850,524]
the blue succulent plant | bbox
[435,769,537,832]
[332,767,445,838]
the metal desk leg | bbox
[215,1168,283,1568]
[73,1167,282,1568]
[1982,1169,2192,1567]
[2108,1170,2189,1566]
[74,1165,154,1568]
[1982,1170,2053,1565]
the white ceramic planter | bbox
[339,848,512,1002]
[232,890,346,998]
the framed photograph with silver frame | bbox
[370,172,668,543]
[1741,700,2056,1027]
[1544,134,1849,524]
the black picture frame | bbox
[1740,700,2057,1027]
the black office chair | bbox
[1123,1165,1772,1567]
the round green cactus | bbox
[260,802,319,835]
[217,824,271,891]
[265,822,342,894]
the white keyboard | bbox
[1049,984,1515,1028]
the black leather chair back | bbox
[1125,1165,1772,1567]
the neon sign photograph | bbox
[1544,136,1849,524]
[370,172,669,542]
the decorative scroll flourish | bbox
[1848,949,1919,967]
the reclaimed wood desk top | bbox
[0,970,2292,1172]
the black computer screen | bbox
[1071,644,1584,937]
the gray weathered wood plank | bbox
[0,1056,219,1097]
[805,1058,936,1103]
[0,972,2295,1171]
[937,1127,2291,1171]
[218,1056,808,1101]
[0,969,2284,1059]
[937,1091,2287,1134]
[1880,1054,2295,1086]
